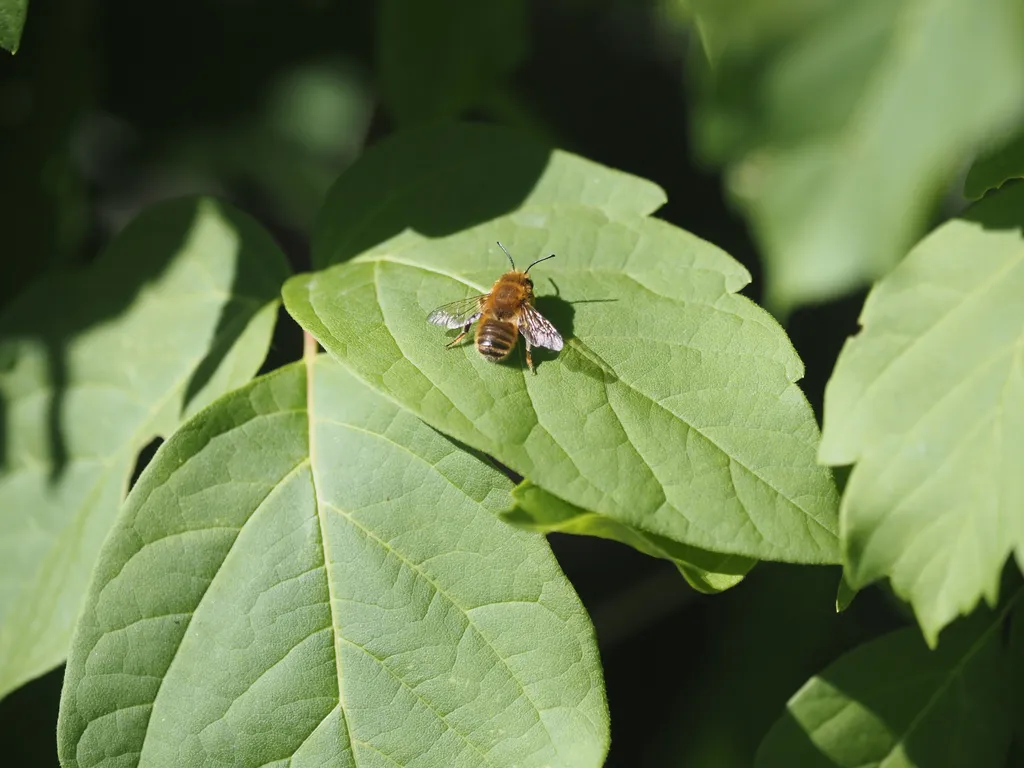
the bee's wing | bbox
[427,295,486,329]
[520,305,564,351]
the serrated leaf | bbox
[820,183,1024,644]
[57,356,609,768]
[0,197,288,700]
[507,481,754,594]
[310,122,667,269]
[756,602,1015,768]
[0,0,27,53]
[965,128,1024,199]
[287,203,839,564]
[379,0,527,125]
[689,0,1024,311]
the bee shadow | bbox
[527,294,618,379]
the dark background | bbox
[0,1,906,764]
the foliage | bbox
[57,355,607,767]
[0,198,288,701]
[378,0,527,125]
[687,0,1024,312]
[3,1,1024,766]
[757,595,1017,768]
[0,0,27,53]
[965,127,1024,199]
[506,480,755,594]
[288,128,838,573]
[820,183,1024,645]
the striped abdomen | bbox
[476,319,518,362]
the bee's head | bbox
[496,242,556,283]
[524,254,556,279]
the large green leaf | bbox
[310,122,666,269]
[756,601,1015,768]
[0,197,288,700]
[689,0,1024,311]
[57,355,608,768]
[0,0,27,53]
[506,481,755,594]
[379,0,527,125]
[286,204,839,564]
[820,183,1024,644]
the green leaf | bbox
[0,0,27,53]
[820,182,1024,644]
[287,204,839,564]
[171,60,373,230]
[0,197,288,700]
[310,122,667,269]
[57,356,609,768]
[965,127,1024,199]
[379,0,527,125]
[689,0,1024,312]
[755,601,1015,768]
[506,481,755,594]
[835,573,857,613]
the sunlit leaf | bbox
[379,0,527,125]
[310,122,667,269]
[506,481,754,593]
[689,0,1024,311]
[0,197,288,700]
[756,602,1015,768]
[0,0,27,53]
[57,356,609,768]
[820,182,1024,644]
[287,199,838,565]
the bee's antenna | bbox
[496,241,515,271]
[525,254,556,274]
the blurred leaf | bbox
[820,183,1024,644]
[689,0,1024,312]
[965,127,1024,199]
[287,134,838,565]
[379,0,528,125]
[0,197,288,701]
[58,356,609,768]
[507,481,755,593]
[835,573,857,613]
[311,122,667,269]
[648,561,849,767]
[0,0,26,53]
[172,60,373,230]
[756,601,1015,768]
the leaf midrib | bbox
[304,352,357,765]
[111,457,310,765]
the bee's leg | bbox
[524,338,535,374]
[446,323,472,348]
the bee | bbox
[427,242,564,373]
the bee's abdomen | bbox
[476,320,517,362]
